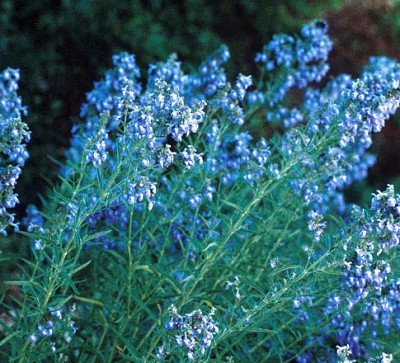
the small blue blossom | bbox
[188,195,202,210]
[23,204,47,251]
[213,74,252,125]
[268,164,281,180]
[198,45,230,97]
[203,185,215,202]
[158,144,176,169]
[307,210,327,242]
[226,276,241,300]
[85,116,109,167]
[266,106,304,128]
[50,343,56,354]
[181,146,203,169]
[127,176,157,211]
[29,334,37,344]
[247,91,265,105]
[292,295,313,322]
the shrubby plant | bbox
[1,20,400,362]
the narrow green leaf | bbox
[0,331,19,347]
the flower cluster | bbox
[337,186,400,352]
[252,21,400,216]
[336,344,354,363]
[147,45,230,105]
[67,53,141,167]
[29,306,77,354]
[130,79,206,147]
[336,345,393,363]
[307,210,327,242]
[127,176,157,210]
[0,68,29,235]
[226,276,241,300]
[84,112,109,167]
[212,73,252,125]
[197,45,230,97]
[255,20,332,106]
[81,52,141,124]
[205,125,271,186]
[266,105,304,128]
[281,57,400,215]
[292,295,313,323]
[23,204,46,250]
[300,186,400,361]
[158,304,219,361]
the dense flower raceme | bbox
[292,186,400,362]
[147,45,230,104]
[67,52,142,167]
[279,57,400,214]
[332,186,400,358]
[0,68,29,235]
[251,20,400,215]
[255,19,333,106]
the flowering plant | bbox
[1,20,400,362]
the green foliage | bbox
[1,112,341,362]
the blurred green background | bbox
[1,0,400,213]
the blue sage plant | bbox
[0,68,29,236]
[1,20,400,362]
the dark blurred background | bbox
[1,0,399,213]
